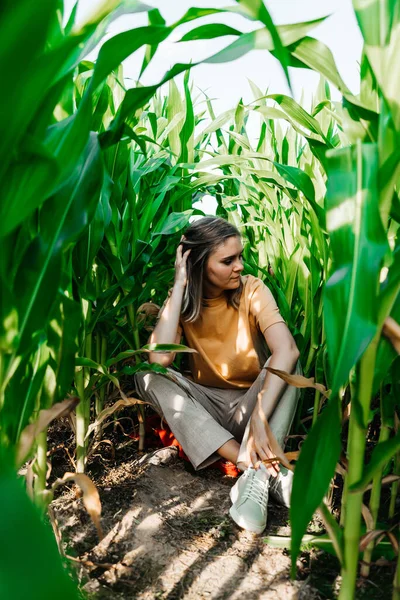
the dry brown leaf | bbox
[342,402,351,422]
[382,317,400,354]
[137,302,160,317]
[266,367,330,399]
[364,474,400,491]
[52,472,103,539]
[388,531,399,554]
[335,462,347,477]
[16,397,79,467]
[395,412,399,433]
[85,395,147,440]
[260,421,293,471]
[359,529,386,552]
[361,503,374,530]
[25,460,35,501]
[262,450,299,467]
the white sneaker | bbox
[268,467,293,508]
[229,465,269,534]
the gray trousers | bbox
[135,360,301,471]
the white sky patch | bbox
[64,0,363,135]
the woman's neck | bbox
[202,282,225,299]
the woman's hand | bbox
[174,238,191,288]
[247,414,280,478]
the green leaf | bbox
[123,362,168,376]
[273,162,316,202]
[179,23,243,42]
[47,294,81,404]
[102,17,327,145]
[75,357,120,388]
[0,459,80,600]
[141,343,198,353]
[0,0,55,180]
[353,0,400,130]
[234,0,292,92]
[0,96,93,238]
[13,239,62,354]
[350,431,400,493]
[290,397,342,576]
[324,143,388,397]
[12,134,102,353]
[153,211,194,236]
[286,36,378,116]
[90,25,172,91]
[139,9,166,77]
[267,94,329,141]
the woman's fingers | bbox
[256,446,269,462]
[264,446,280,477]
[250,450,258,468]
[175,244,183,262]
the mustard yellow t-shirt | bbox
[178,275,285,389]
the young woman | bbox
[135,217,300,533]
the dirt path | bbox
[51,446,327,600]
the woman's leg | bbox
[134,369,237,470]
[231,359,302,468]
[217,438,241,463]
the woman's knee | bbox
[134,370,154,395]
[134,367,171,395]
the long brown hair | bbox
[181,217,243,322]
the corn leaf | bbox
[290,396,342,576]
[350,431,400,493]
[0,461,80,599]
[324,143,388,398]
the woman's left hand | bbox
[247,416,280,477]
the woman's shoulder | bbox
[241,274,266,294]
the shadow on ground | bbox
[51,448,394,600]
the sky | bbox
[63,0,363,214]
[65,0,363,114]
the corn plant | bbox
[179,4,400,595]
[3,1,400,598]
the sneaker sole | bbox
[229,482,240,504]
[229,504,266,534]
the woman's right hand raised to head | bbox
[174,238,191,288]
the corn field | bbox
[1,0,400,598]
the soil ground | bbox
[49,419,395,600]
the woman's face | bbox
[203,236,244,295]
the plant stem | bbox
[84,326,92,444]
[126,301,140,350]
[339,340,378,600]
[341,376,356,528]
[389,452,400,519]
[75,366,86,473]
[312,389,321,427]
[393,528,400,600]
[361,414,390,577]
[95,334,107,438]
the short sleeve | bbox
[157,289,183,338]
[248,277,285,333]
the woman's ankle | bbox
[236,461,249,472]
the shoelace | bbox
[243,474,269,512]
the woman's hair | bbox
[180,216,243,322]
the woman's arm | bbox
[148,243,190,367]
[255,322,299,420]
[247,322,300,473]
